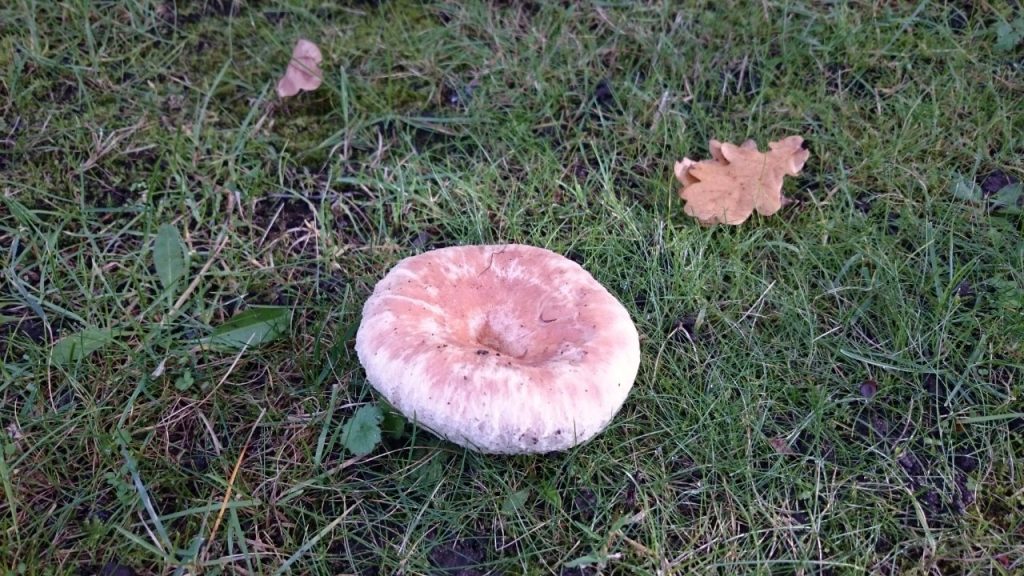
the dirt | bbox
[328,535,382,576]
[632,290,648,312]
[980,170,1019,196]
[206,0,244,17]
[570,486,598,523]
[885,211,900,235]
[592,78,616,110]
[45,77,81,107]
[179,449,210,472]
[897,450,925,477]
[0,117,22,172]
[948,8,969,33]
[251,197,313,246]
[988,365,1018,391]
[824,63,879,99]
[319,494,407,574]
[565,159,590,181]
[954,451,979,473]
[611,162,653,203]
[670,456,703,517]
[157,0,247,27]
[314,271,350,297]
[177,450,212,495]
[563,249,585,266]
[260,9,291,24]
[783,152,820,209]
[559,567,598,576]
[670,314,700,344]
[842,370,981,526]
[719,60,762,99]
[619,475,642,512]
[953,472,976,512]
[369,110,468,156]
[789,510,810,531]
[0,312,47,358]
[955,280,975,300]
[922,373,952,417]
[84,564,136,576]
[487,0,540,15]
[851,190,876,213]
[409,226,452,251]
[440,82,474,110]
[82,181,136,211]
[92,561,136,573]
[428,535,488,576]
[896,441,974,524]
[80,152,160,214]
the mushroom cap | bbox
[355,244,641,454]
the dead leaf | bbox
[769,436,796,455]
[6,422,24,451]
[277,38,323,99]
[674,136,810,225]
[6,422,22,442]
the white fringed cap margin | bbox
[355,244,641,454]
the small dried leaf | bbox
[277,38,323,99]
[769,436,796,455]
[675,136,810,225]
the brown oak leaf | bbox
[674,136,810,225]
[277,39,323,99]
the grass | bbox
[1,0,1022,574]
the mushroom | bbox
[355,244,641,454]
[276,38,323,99]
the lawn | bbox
[1,1,1022,574]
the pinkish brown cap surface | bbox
[355,244,641,454]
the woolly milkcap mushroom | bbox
[355,244,641,454]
